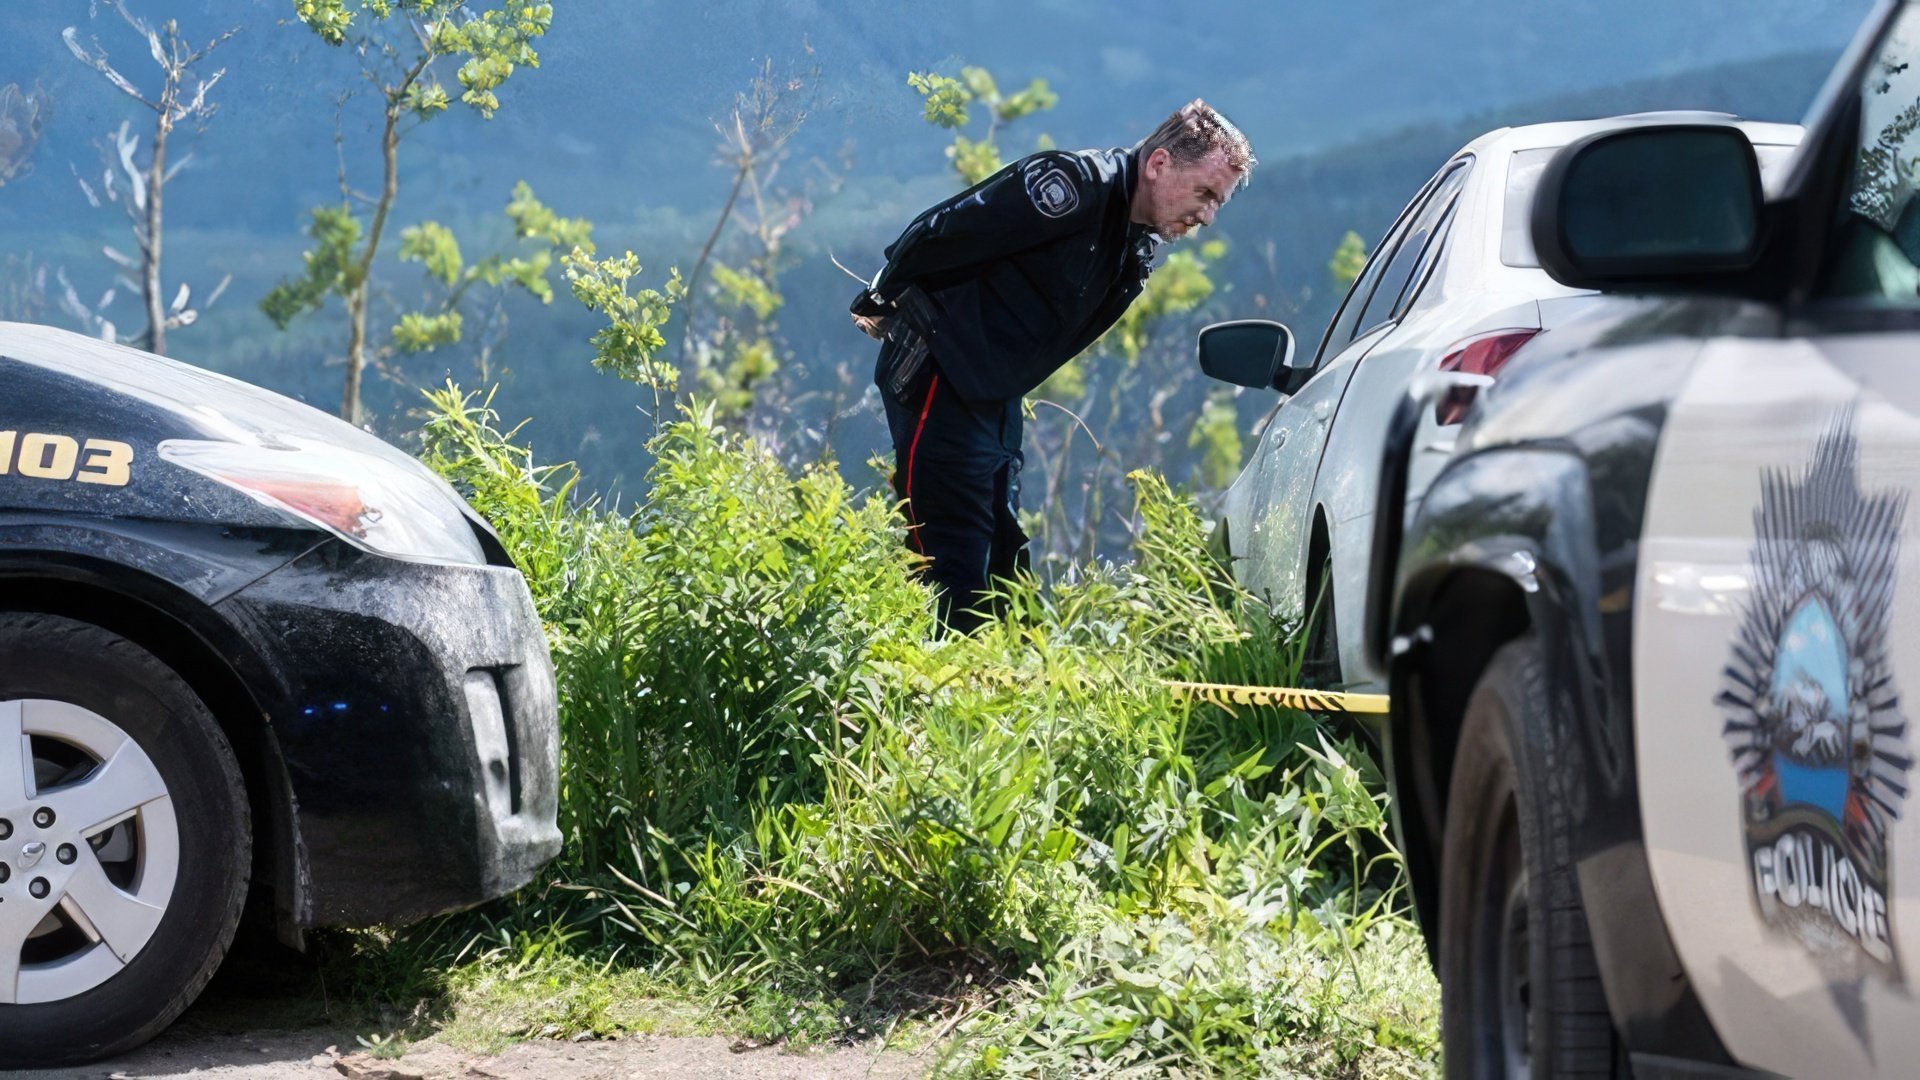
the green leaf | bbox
[429,0,554,119]
[393,309,464,352]
[707,262,782,321]
[503,252,556,302]
[260,203,361,329]
[1094,248,1216,365]
[994,77,1057,123]
[506,180,592,249]
[907,71,970,129]
[398,220,463,285]
[297,2,552,119]
[1329,229,1368,289]
[949,135,1000,186]
[959,66,999,102]
[292,0,356,45]
[562,246,684,389]
[401,82,450,117]
[1187,387,1244,490]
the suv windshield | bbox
[1822,2,1920,304]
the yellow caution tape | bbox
[937,665,1388,715]
[1161,680,1390,715]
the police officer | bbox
[853,99,1255,632]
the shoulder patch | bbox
[1027,166,1080,219]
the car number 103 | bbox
[0,431,135,487]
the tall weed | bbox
[415,386,1437,1076]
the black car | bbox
[0,323,560,1065]
[1367,1,1920,1076]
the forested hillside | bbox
[0,3,1850,549]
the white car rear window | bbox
[1501,143,1797,268]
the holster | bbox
[889,284,940,341]
[863,284,942,407]
[879,322,933,407]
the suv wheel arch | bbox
[1392,566,1532,954]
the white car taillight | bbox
[158,436,486,567]
[1434,328,1541,425]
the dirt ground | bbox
[10,1030,928,1080]
[6,945,930,1080]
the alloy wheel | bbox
[0,698,179,1005]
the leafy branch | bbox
[264,0,553,423]
[908,65,1057,186]
[389,182,589,380]
[563,245,686,426]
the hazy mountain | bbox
[0,0,1872,230]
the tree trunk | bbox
[343,288,366,424]
[342,98,405,424]
[144,112,170,355]
[678,163,750,366]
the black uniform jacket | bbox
[854,147,1159,405]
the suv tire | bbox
[1439,636,1621,1079]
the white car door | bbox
[1236,161,1470,616]
[1637,6,1920,1073]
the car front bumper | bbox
[216,540,562,928]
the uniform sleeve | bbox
[869,153,1100,301]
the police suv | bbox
[0,324,561,1065]
[1361,2,1920,1076]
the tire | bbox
[0,612,250,1066]
[1439,637,1621,1080]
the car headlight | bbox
[158,435,487,567]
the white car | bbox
[1202,113,1801,689]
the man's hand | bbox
[853,313,890,340]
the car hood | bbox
[0,321,430,478]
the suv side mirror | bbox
[1531,125,1764,289]
[1197,320,1306,394]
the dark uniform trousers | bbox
[876,335,1028,634]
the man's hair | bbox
[1139,99,1257,189]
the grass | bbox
[315,384,1441,1077]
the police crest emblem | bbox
[1028,166,1078,219]
[1718,410,1912,978]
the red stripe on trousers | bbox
[904,374,939,553]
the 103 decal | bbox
[0,431,135,487]
[1718,409,1912,980]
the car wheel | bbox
[1439,637,1620,1080]
[0,612,250,1066]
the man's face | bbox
[1142,146,1241,240]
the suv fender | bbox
[1387,443,1732,1063]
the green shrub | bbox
[414,386,1437,1076]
